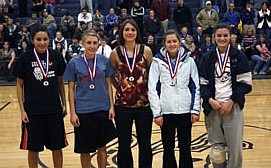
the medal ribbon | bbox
[166,50,182,79]
[123,44,138,75]
[33,48,49,80]
[83,54,97,83]
[216,45,230,76]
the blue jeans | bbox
[45,4,54,15]
[251,54,271,73]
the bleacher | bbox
[0,0,269,85]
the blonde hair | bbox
[81,29,100,43]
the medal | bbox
[83,54,97,90]
[166,50,184,86]
[124,44,138,82]
[216,45,230,76]
[89,84,95,90]
[170,79,176,86]
[43,81,49,86]
[128,76,134,82]
[33,48,50,87]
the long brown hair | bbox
[118,19,143,46]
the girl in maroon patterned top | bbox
[110,19,153,168]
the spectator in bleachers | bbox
[196,0,219,36]
[241,26,257,61]
[131,0,144,36]
[44,0,55,16]
[193,26,205,48]
[60,11,75,39]
[17,40,30,56]
[65,35,82,63]
[251,34,271,74]
[230,34,242,50]
[183,35,196,59]
[145,34,158,55]
[222,3,241,35]
[93,9,105,30]
[260,43,270,60]
[151,0,171,34]
[74,21,88,42]
[173,0,193,34]
[0,40,15,81]
[5,16,18,48]
[118,8,132,25]
[0,22,8,49]
[14,40,30,71]
[179,26,190,44]
[144,9,161,45]
[257,2,271,42]
[93,22,105,36]
[78,7,93,29]
[108,23,119,49]
[80,0,93,15]
[54,42,66,62]
[17,25,30,48]
[0,0,14,17]
[200,34,215,55]
[96,37,112,58]
[32,0,45,17]
[52,31,68,57]
[42,9,57,40]
[25,13,42,29]
[105,7,119,35]
[240,1,256,36]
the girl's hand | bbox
[21,111,29,123]
[209,98,222,111]
[154,116,163,127]
[70,113,80,127]
[109,107,115,120]
[191,114,199,124]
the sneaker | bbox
[259,71,267,75]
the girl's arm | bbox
[106,77,115,120]
[68,82,80,127]
[17,78,29,123]
[58,76,67,117]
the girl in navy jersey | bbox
[64,30,116,168]
[199,23,252,168]
[15,24,67,168]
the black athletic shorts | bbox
[20,112,68,152]
[74,110,116,153]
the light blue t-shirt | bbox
[64,54,114,113]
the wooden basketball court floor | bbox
[0,79,270,168]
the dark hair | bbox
[213,23,231,36]
[30,24,49,41]
[261,2,268,8]
[162,29,180,45]
[118,19,142,46]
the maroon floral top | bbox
[114,44,149,107]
